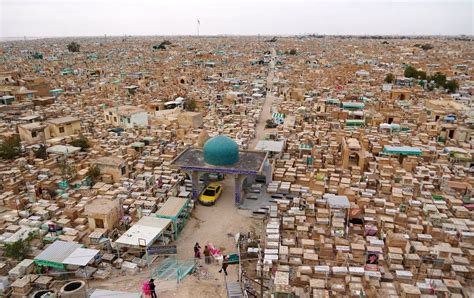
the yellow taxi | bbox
[199,183,223,205]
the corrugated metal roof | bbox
[34,240,81,264]
[115,216,172,247]
[63,247,99,266]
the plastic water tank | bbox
[59,280,87,298]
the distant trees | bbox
[384,73,395,83]
[58,160,76,178]
[404,65,417,78]
[0,135,21,160]
[185,99,197,111]
[31,52,43,59]
[86,164,101,183]
[69,135,90,151]
[429,72,447,88]
[404,65,459,93]
[404,65,426,80]
[414,43,433,51]
[153,40,172,50]
[33,145,48,160]
[424,71,459,93]
[445,80,459,93]
[4,233,33,260]
[67,42,80,52]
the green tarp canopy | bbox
[358,96,370,102]
[61,69,73,75]
[326,99,340,105]
[34,259,65,269]
[345,119,365,127]
[342,102,365,110]
[272,113,286,119]
[383,145,422,155]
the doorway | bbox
[95,218,105,229]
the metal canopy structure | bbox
[115,216,173,248]
[34,240,99,269]
[171,147,267,175]
[383,145,422,155]
[155,197,191,238]
[171,147,268,205]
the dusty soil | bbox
[92,49,276,297]
[91,177,260,297]
[249,55,276,150]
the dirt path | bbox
[249,48,277,150]
[91,176,258,297]
[91,49,276,298]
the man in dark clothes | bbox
[203,245,211,264]
[218,255,229,275]
[149,279,157,298]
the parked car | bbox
[199,183,223,205]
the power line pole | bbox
[257,241,264,298]
[197,19,200,36]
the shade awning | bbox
[345,119,365,126]
[155,197,188,219]
[342,102,365,110]
[383,145,422,155]
[63,247,99,266]
[115,216,172,248]
[272,113,286,119]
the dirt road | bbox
[249,48,277,150]
[91,48,276,298]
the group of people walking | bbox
[194,242,212,264]
[194,242,229,275]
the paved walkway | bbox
[249,48,277,150]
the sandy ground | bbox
[249,51,276,150]
[91,48,276,297]
[91,177,260,297]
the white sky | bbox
[1,0,472,37]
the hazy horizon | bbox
[1,0,473,38]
